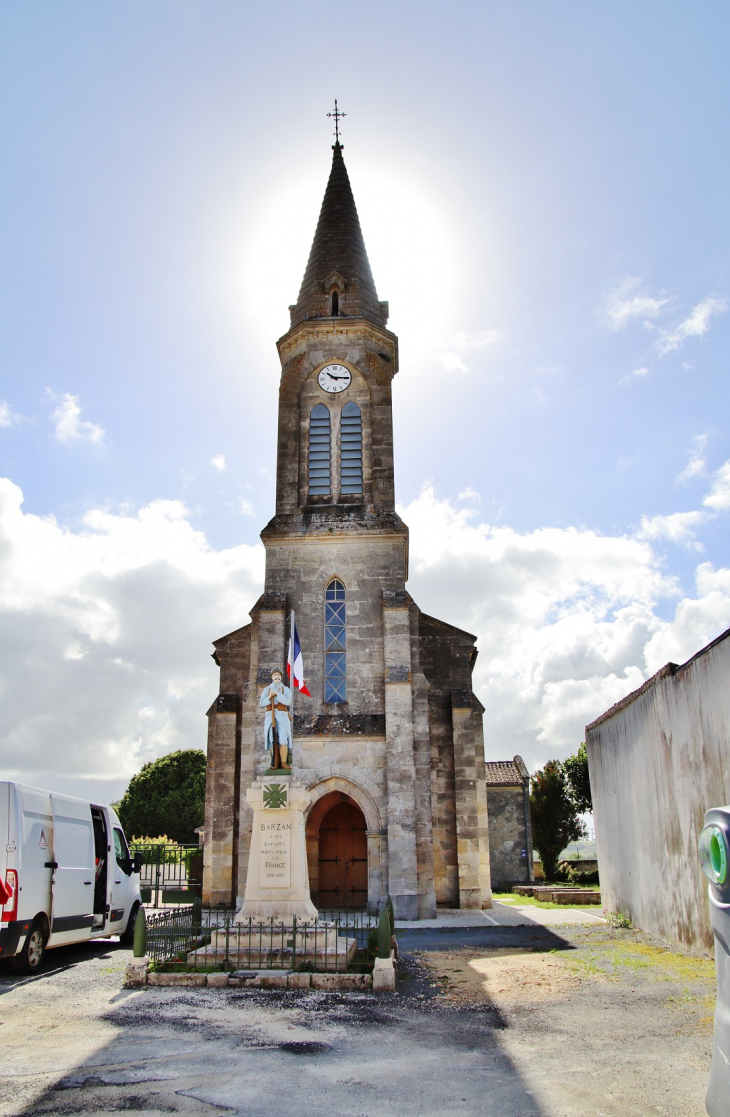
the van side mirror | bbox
[133,852,143,874]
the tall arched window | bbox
[324,578,346,703]
[331,290,339,316]
[308,403,331,496]
[340,401,363,495]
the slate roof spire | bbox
[288,142,388,330]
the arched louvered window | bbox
[340,401,363,496]
[324,578,346,703]
[308,403,331,496]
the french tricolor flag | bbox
[287,619,311,696]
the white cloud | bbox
[618,366,651,385]
[643,564,730,671]
[439,328,497,374]
[0,401,22,428]
[211,454,226,472]
[603,278,671,330]
[456,329,498,349]
[51,393,105,444]
[239,498,255,516]
[440,352,470,374]
[703,461,730,511]
[4,471,730,789]
[399,484,730,769]
[656,295,727,356]
[677,434,708,483]
[637,510,706,550]
[458,486,481,503]
[0,479,264,784]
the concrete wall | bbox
[586,628,730,955]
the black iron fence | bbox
[144,905,380,974]
[129,842,202,907]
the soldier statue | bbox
[260,667,292,769]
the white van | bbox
[0,782,142,974]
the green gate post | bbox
[133,907,147,958]
[376,907,391,959]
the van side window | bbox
[114,827,130,871]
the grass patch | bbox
[493,892,602,912]
[562,937,715,983]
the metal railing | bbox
[144,905,380,974]
[129,842,202,907]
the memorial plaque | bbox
[259,818,292,887]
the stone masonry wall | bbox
[486,786,531,888]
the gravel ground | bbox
[0,923,715,1116]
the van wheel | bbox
[11,920,46,975]
[119,903,139,947]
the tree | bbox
[115,750,206,844]
[563,742,593,814]
[530,760,585,881]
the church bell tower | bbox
[203,131,492,920]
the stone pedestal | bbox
[236,775,318,923]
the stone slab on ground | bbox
[128,968,374,990]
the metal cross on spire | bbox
[327,99,346,145]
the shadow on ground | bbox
[3,934,550,1116]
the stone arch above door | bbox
[305,778,385,911]
[305,776,382,834]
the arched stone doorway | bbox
[306,791,368,909]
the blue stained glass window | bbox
[309,403,331,496]
[324,578,346,703]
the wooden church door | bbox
[317,799,368,909]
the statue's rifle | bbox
[269,691,281,769]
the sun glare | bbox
[237,157,461,367]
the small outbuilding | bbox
[484,755,534,890]
[586,625,730,955]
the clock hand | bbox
[327,374,348,380]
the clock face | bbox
[317,363,352,394]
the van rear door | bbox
[17,785,53,923]
[49,794,95,938]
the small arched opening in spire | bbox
[330,290,339,316]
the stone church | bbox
[202,140,492,919]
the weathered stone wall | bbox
[486,786,532,888]
[418,613,492,910]
[202,625,250,906]
[587,628,730,955]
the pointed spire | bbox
[288,143,388,330]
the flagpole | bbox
[289,608,295,770]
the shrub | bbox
[530,760,585,881]
[115,750,206,844]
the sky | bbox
[1,2,729,804]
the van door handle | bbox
[83,880,92,885]
[45,861,58,870]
